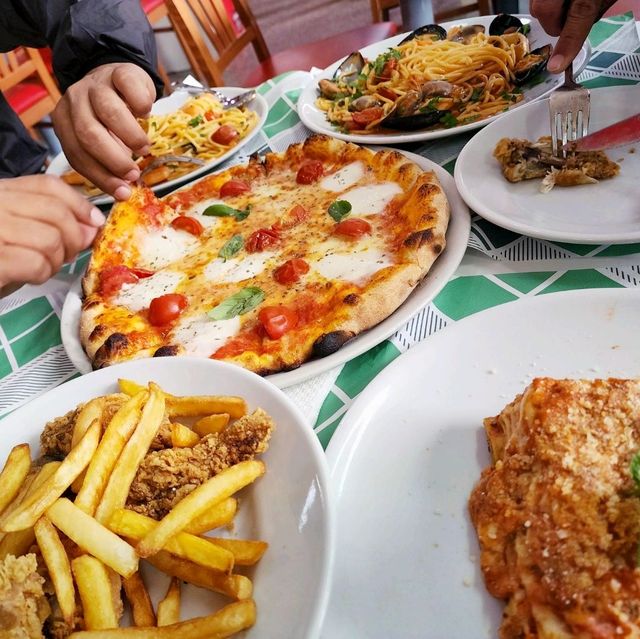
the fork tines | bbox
[548,64,591,157]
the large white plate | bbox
[298,15,590,145]
[47,87,268,206]
[455,85,640,243]
[322,287,640,638]
[61,149,470,387]
[0,357,333,639]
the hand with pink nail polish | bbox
[0,175,105,288]
[531,0,617,73]
[52,63,157,202]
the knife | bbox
[571,113,640,152]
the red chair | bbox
[604,0,640,17]
[165,0,398,87]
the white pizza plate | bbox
[60,149,471,387]
[320,287,640,638]
[455,85,640,244]
[298,15,591,145]
[0,357,333,639]
[46,87,268,206]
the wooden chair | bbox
[165,0,398,87]
[0,48,61,131]
[371,0,492,24]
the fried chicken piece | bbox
[126,409,274,519]
[493,136,619,192]
[0,554,50,638]
[39,394,172,461]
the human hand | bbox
[0,175,105,288]
[52,63,156,201]
[531,0,617,72]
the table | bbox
[1,12,639,451]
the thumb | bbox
[547,0,599,72]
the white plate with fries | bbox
[46,87,268,206]
[0,357,333,638]
[322,287,640,638]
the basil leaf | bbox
[208,287,265,321]
[328,200,352,222]
[219,234,243,261]
[188,115,203,127]
[631,452,640,490]
[203,204,251,221]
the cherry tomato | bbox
[296,160,324,185]
[352,107,385,126]
[170,215,204,236]
[211,125,238,145]
[100,265,138,296]
[272,204,309,231]
[380,57,398,79]
[220,179,251,198]
[273,258,310,284]
[378,86,397,101]
[204,110,215,121]
[131,268,154,279]
[148,293,188,326]
[246,228,280,252]
[334,218,372,239]
[258,305,299,340]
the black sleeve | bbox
[0,0,164,98]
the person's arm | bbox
[531,0,617,72]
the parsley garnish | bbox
[439,112,459,128]
[372,48,401,75]
[521,23,531,36]
[188,115,203,127]
[470,87,483,102]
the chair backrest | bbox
[0,47,61,128]
[370,0,492,24]
[166,0,270,87]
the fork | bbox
[548,63,591,157]
[170,82,256,109]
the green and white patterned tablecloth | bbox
[2,14,640,449]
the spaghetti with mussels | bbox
[316,15,550,134]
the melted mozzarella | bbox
[170,314,241,357]
[138,227,199,269]
[320,162,365,192]
[204,252,276,283]
[314,247,392,285]
[341,183,402,216]
[114,271,184,312]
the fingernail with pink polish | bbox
[89,207,105,227]
[548,54,564,73]
[124,168,140,182]
[114,185,132,201]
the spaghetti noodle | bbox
[316,25,548,134]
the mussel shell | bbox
[333,51,365,84]
[399,24,447,45]
[489,13,524,36]
[382,104,444,131]
[513,44,552,85]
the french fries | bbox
[67,600,256,638]
[156,578,181,626]
[122,572,156,627]
[193,413,230,437]
[47,498,139,578]
[95,384,164,524]
[0,461,59,558]
[0,444,31,516]
[136,460,265,558]
[34,517,76,625]
[184,497,237,535]
[117,379,247,418]
[146,551,253,600]
[169,422,200,448]
[209,538,268,566]
[72,555,120,630]
[108,508,234,573]
[75,391,148,516]
[2,420,101,532]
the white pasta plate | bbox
[47,87,268,206]
[298,15,591,145]
[321,287,640,638]
[60,149,470,388]
[0,356,333,639]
